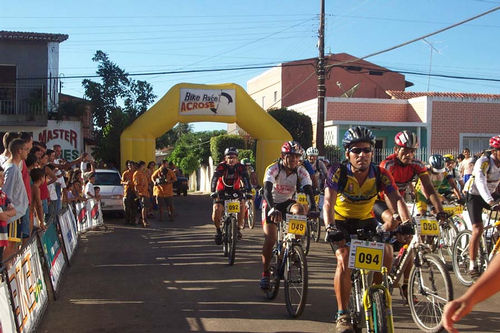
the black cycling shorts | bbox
[335,218,378,243]
[263,199,296,225]
[373,200,389,222]
[466,193,499,225]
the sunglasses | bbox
[349,147,373,154]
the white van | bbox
[94,169,124,214]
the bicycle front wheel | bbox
[222,219,229,257]
[310,217,321,242]
[265,247,281,300]
[371,288,393,333]
[408,253,453,333]
[452,230,473,286]
[227,216,238,265]
[284,244,308,318]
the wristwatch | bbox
[392,213,400,221]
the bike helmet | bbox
[429,154,445,173]
[281,141,303,155]
[306,147,319,156]
[224,147,238,156]
[342,126,376,149]
[489,135,500,149]
[241,158,251,165]
[395,131,419,148]
[443,154,455,162]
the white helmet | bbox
[306,147,319,156]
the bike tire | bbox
[247,200,255,229]
[310,217,321,242]
[437,219,458,265]
[265,247,281,300]
[284,244,308,318]
[222,218,229,257]
[408,253,453,333]
[452,230,474,286]
[371,288,391,333]
[303,222,311,255]
[348,275,363,333]
[228,216,238,265]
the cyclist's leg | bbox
[262,222,278,272]
[415,191,428,216]
[334,241,352,312]
[212,202,223,228]
[238,199,245,229]
[467,194,485,269]
[289,202,306,215]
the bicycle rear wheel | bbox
[227,216,238,265]
[310,217,321,242]
[437,219,458,265]
[371,288,392,333]
[408,253,453,333]
[247,200,255,229]
[452,230,473,286]
[265,247,281,300]
[284,244,308,318]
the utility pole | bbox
[316,0,326,154]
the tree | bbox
[210,134,245,163]
[82,51,156,166]
[268,107,313,149]
[156,123,193,149]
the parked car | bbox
[174,175,188,196]
[94,169,124,214]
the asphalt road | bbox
[39,193,500,333]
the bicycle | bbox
[329,229,394,333]
[296,192,321,255]
[452,209,500,287]
[220,193,242,266]
[264,213,309,318]
[388,216,453,332]
[244,188,256,229]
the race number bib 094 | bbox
[416,217,440,236]
[348,240,384,272]
[225,200,240,213]
[286,214,307,236]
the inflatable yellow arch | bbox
[120,83,292,183]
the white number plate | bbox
[285,214,307,236]
[348,240,384,272]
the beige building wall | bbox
[247,66,282,110]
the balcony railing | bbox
[0,99,46,116]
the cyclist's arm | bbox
[419,173,444,213]
[448,176,462,200]
[323,186,336,228]
[210,166,224,193]
[303,184,316,211]
[263,181,275,208]
[474,158,495,205]
[385,190,410,230]
[443,253,500,332]
[240,167,252,192]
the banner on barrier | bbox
[88,199,104,228]
[6,238,48,333]
[40,223,67,293]
[58,207,78,261]
[75,201,89,233]
[0,276,17,333]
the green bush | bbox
[210,134,245,163]
[238,149,254,162]
[268,107,312,149]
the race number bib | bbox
[225,200,240,213]
[443,204,463,216]
[286,214,307,236]
[251,188,256,196]
[416,217,440,236]
[348,240,384,272]
[297,193,308,205]
[314,194,320,205]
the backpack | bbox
[335,160,383,194]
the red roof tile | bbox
[0,30,68,43]
[386,90,500,100]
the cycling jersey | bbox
[464,155,500,204]
[414,167,453,195]
[211,162,250,193]
[263,161,312,204]
[379,153,428,196]
[325,163,397,220]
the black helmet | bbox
[342,126,376,149]
[224,147,238,156]
[429,154,445,173]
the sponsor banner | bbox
[33,120,83,161]
[75,201,90,233]
[40,223,67,292]
[87,199,104,228]
[0,277,17,333]
[6,238,48,333]
[58,208,78,261]
[179,88,236,116]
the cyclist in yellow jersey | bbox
[323,126,412,333]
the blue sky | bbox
[2,0,500,131]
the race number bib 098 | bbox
[348,240,384,272]
[297,193,308,205]
[286,214,307,236]
[416,217,440,236]
[225,200,240,213]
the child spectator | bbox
[94,186,101,201]
[0,166,17,263]
[30,168,46,232]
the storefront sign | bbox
[34,120,82,160]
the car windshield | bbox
[95,172,121,186]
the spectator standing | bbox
[18,132,33,245]
[84,172,99,200]
[133,161,151,227]
[459,148,475,184]
[0,132,20,167]
[121,161,137,225]
[146,161,156,217]
[151,165,177,221]
[30,168,46,232]
[0,166,16,263]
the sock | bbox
[469,260,477,270]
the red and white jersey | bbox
[263,162,312,204]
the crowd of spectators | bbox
[0,132,95,264]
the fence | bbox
[0,199,103,333]
[324,148,462,165]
